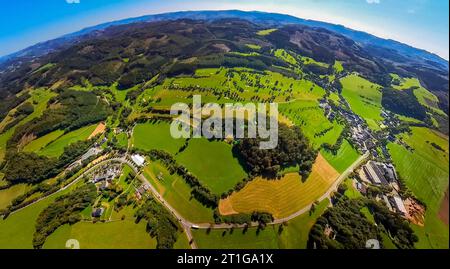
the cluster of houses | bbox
[319,97,411,220]
[135,183,151,200]
[92,164,122,184]
[319,101,336,122]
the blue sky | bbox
[0,0,448,59]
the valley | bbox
[0,12,448,250]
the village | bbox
[320,96,425,226]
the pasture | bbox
[0,184,31,210]
[257,28,277,36]
[176,138,247,194]
[193,199,329,249]
[38,124,97,157]
[0,179,85,248]
[43,206,157,249]
[142,160,215,223]
[22,130,64,152]
[132,121,186,154]
[388,127,449,248]
[321,139,360,173]
[341,74,383,130]
[219,154,339,218]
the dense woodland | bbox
[234,124,317,178]
[308,196,418,249]
[4,138,95,184]
[135,198,181,249]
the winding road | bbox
[8,151,369,249]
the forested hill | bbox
[0,12,448,114]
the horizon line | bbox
[1,9,449,62]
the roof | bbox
[131,154,145,166]
[392,196,407,214]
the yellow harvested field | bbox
[88,122,106,139]
[219,154,339,219]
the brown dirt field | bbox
[88,122,106,139]
[218,153,339,219]
[404,198,425,226]
[219,197,238,215]
[438,188,449,225]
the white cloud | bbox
[366,0,380,4]
[66,0,80,4]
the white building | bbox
[391,196,407,216]
[131,154,145,167]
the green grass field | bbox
[43,205,157,249]
[245,44,261,50]
[142,160,214,223]
[176,138,247,194]
[342,178,362,199]
[257,28,277,36]
[22,130,65,152]
[341,74,383,130]
[38,124,97,157]
[333,61,344,73]
[321,139,360,173]
[0,184,31,210]
[132,121,186,154]
[280,100,344,148]
[193,200,329,249]
[388,127,449,249]
[115,132,128,148]
[0,178,85,248]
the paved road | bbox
[9,156,125,215]
[271,151,369,224]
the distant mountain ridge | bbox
[1,10,448,70]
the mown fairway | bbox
[388,127,449,248]
[132,121,186,154]
[219,154,339,218]
[193,200,329,249]
[341,74,383,130]
[142,160,214,223]
[321,139,360,173]
[280,100,344,148]
[176,138,247,194]
[37,124,97,157]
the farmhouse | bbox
[363,161,388,185]
[92,207,104,218]
[390,196,407,216]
